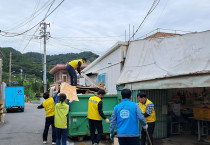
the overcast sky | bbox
[0,0,210,55]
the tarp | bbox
[60,83,79,101]
[117,30,210,84]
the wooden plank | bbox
[82,73,106,90]
[60,82,79,101]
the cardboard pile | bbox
[76,85,100,94]
[59,83,103,101]
[60,83,79,101]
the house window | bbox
[62,74,67,82]
[56,72,60,81]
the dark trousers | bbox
[88,119,103,144]
[43,116,56,142]
[56,128,68,145]
[118,137,140,145]
[141,122,155,145]
[66,64,77,86]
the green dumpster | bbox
[68,94,121,138]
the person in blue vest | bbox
[109,88,148,145]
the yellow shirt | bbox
[139,99,156,123]
[87,96,102,120]
[68,59,84,69]
[43,97,55,117]
[55,102,69,129]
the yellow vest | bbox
[55,102,69,129]
[43,97,55,117]
[139,99,156,123]
[87,96,102,120]
[68,59,84,69]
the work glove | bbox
[110,134,114,141]
[143,124,148,131]
[69,99,73,103]
[105,118,110,123]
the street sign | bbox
[12,81,18,84]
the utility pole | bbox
[39,22,50,92]
[20,69,23,80]
[9,52,12,86]
[0,56,2,102]
[0,52,3,122]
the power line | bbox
[5,0,53,31]
[22,0,56,53]
[129,0,161,42]
[51,35,126,39]
[50,37,120,42]
[18,0,42,53]
[0,0,65,37]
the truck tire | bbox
[7,109,10,113]
[21,108,24,112]
[78,136,84,141]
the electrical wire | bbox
[5,0,52,31]
[18,0,41,52]
[129,0,160,42]
[50,37,120,42]
[51,35,125,39]
[21,0,56,53]
[0,0,65,37]
[20,37,103,55]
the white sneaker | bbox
[52,142,56,145]
[43,141,47,144]
[93,143,98,145]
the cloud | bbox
[0,0,210,55]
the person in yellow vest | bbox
[37,92,56,144]
[87,90,110,145]
[137,93,156,145]
[54,93,70,145]
[66,57,87,86]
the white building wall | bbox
[85,47,122,94]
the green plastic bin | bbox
[68,94,121,138]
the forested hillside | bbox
[0,47,99,83]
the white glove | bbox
[105,118,110,123]
[143,124,148,130]
[69,99,73,103]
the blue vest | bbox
[114,99,139,136]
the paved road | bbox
[0,103,111,145]
[1,103,209,145]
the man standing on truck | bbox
[66,58,86,86]
[87,89,110,145]
[138,93,156,145]
[37,92,56,144]
[109,89,148,145]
